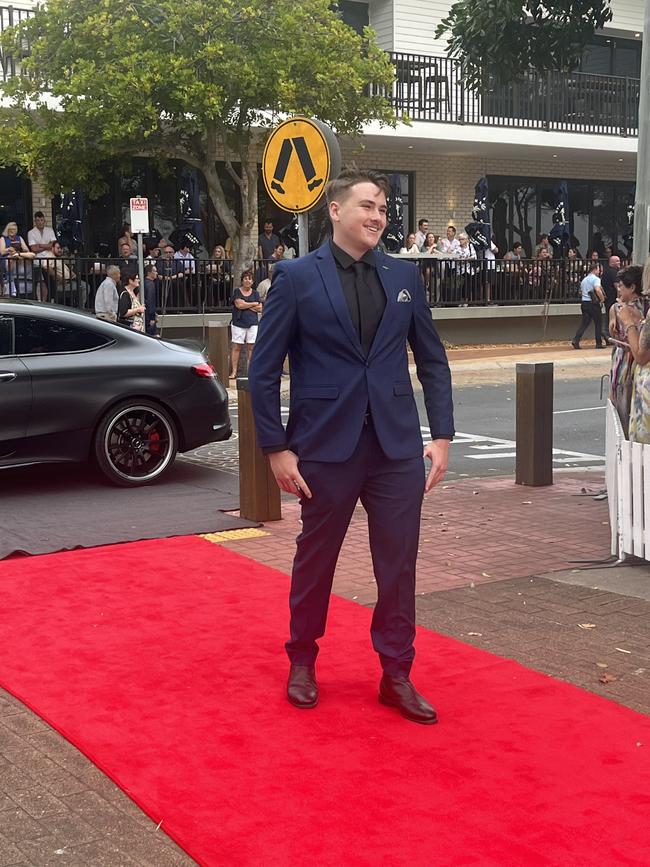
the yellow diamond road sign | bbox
[262,117,340,214]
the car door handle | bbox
[0,372,17,383]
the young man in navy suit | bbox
[250,168,454,724]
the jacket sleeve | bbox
[407,269,455,438]
[249,262,297,450]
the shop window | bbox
[0,167,32,236]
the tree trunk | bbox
[203,154,258,282]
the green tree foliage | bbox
[0,0,396,265]
[436,0,613,90]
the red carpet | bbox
[0,536,649,866]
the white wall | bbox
[369,0,394,51]
[608,0,644,34]
[371,0,644,56]
[393,0,449,55]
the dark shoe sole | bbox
[287,693,319,709]
[378,693,438,725]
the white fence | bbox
[605,399,650,561]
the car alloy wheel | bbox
[96,401,177,486]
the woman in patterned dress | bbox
[618,259,650,443]
[608,265,644,436]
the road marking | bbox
[553,406,605,415]
[420,425,604,465]
[466,452,517,459]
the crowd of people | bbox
[393,218,629,307]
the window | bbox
[0,167,32,236]
[14,317,112,355]
[488,176,635,258]
[338,1,369,35]
[580,36,641,79]
[0,316,13,356]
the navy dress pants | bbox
[287,419,426,678]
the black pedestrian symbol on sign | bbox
[271,137,323,196]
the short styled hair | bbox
[618,265,643,295]
[144,263,156,277]
[326,167,390,207]
[240,269,254,282]
[34,211,45,219]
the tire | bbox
[94,399,178,487]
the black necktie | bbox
[352,261,375,356]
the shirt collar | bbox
[330,240,376,270]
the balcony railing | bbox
[388,53,639,137]
[0,9,640,138]
[0,5,34,81]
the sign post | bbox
[262,116,341,256]
[129,197,149,307]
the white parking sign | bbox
[129,197,149,234]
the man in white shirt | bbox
[28,212,57,301]
[94,265,121,322]
[438,225,460,256]
[28,212,57,253]
[414,218,429,250]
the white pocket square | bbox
[397,290,411,303]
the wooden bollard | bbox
[207,322,230,386]
[516,361,553,487]
[237,377,282,522]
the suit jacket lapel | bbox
[315,244,365,360]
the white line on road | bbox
[553,406,605,415]
[466,452,517,460]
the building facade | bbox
[0,0,644,259]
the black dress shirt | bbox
[330,241,386,357]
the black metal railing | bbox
[387,53,640,137]
[0,5,34,81]
[413,255,609,306]
[1,255,612,312]
[0,8,641,138]
[0,256,274,313]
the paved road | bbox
[182,375,608,480]
[431,374,607,479]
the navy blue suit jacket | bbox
[249,243,454,462]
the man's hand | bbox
[423,439,449,493]
[268,449,312,499]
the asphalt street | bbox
[430,374,607,479]
[182,374,608,480]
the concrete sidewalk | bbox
[1,468,648,865]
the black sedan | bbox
[0,300,231,486]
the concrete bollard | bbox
[207,322,230,386]
[237,377,282,522]
[516,361,553,487]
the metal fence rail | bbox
[389,53,640,137]
[0,256,265,313]
[1,255,611,312]
[0,8,640,138]
[0,5,34,81]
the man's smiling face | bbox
[329,181,387,257]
